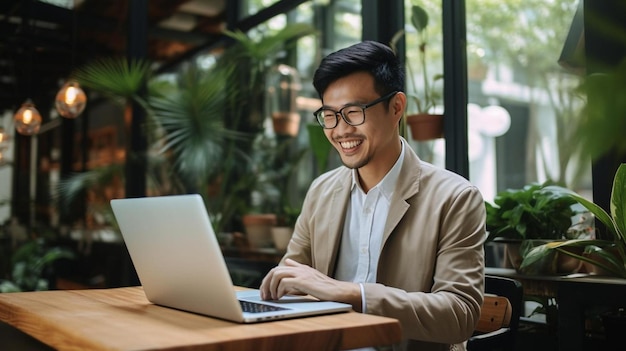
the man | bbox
[260,41,485,351]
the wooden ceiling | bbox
[0,0,227,113]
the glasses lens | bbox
[316,109,336,128]
[341,105,365,126]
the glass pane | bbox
[402,0,445,168]
[466,0,591,203]
[243,0,282,17]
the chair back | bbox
[467,275,523,351]
[475,295,512,333]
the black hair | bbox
[312,40,405,99]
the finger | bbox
[259,271,272,300]
[276,277,297,299]
[269,267,286,300]
[284,258,301,267]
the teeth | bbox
[340,140,361,149]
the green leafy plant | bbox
[246,135,307,215]
[485,182,578,241]
[391,2,443,114]
[0,238,75,293]
[520,164,626,278]
[73,57,152,106]
[219,23,317,134]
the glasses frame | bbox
[314,91,398,129]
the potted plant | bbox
[485,182,578,272]
[242,135,306,249]
[63,58,243,234]
[219,23,317,136]
[520,164,626,278]
[519,58,626,278]
[519,164,626,343]
[0,237,75,292]
[391,2,444,141]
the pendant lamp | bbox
[14,100,43,136]
[55,80,87,118]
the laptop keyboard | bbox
[240,300,288,313]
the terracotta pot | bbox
[272,112,301,137]
[579,248,620,276]
[406,113,444,141]
[556,247,584,274]
[516,240,585,276]
[242,214,277,248]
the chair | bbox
[466,275,524,351]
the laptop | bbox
[110,194,352,323]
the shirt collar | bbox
[350,139,406,200]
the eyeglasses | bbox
[313,91,398,129]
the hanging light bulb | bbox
[0,127,7,144]
[14,100,43,135]
[0,126,9,157]
[0,126,9,150]
[55,80,87,118]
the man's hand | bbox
[260,258,362,311]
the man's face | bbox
[321,72,404,171]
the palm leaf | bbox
[149,64,244,188]
[57,164,124,208]
[73,57,152,102]
[223,23,317,62]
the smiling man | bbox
[260,41,486,351]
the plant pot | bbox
[518,239,558,275]
[491,239,523,270]
[406,113,444,141]
[271,226,293,251]
[519,239,586,275]
[242,214,277,248]
[272,112,301,137]
[556,247,584,274]
[579,247,620,276]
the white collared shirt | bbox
[334,139,406,311]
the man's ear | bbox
[391,92,407,123]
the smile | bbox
[339,140,362,149]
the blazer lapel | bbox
[382,144,422,249]
[314,173,352,276]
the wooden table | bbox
[0,286,401,351]
[485,267,626,351]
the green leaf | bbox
[73,58,152,101]
[410,5,429,33]
[486,182,576,241]
[542,185,618,239]
[611,164,626,243]
[307,124,332,175]
[149,64,244,189]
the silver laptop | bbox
[110,194,352,323]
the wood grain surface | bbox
[0,287,401,351]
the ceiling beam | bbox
[155,0,309,74]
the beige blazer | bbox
[283,141,486,351]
